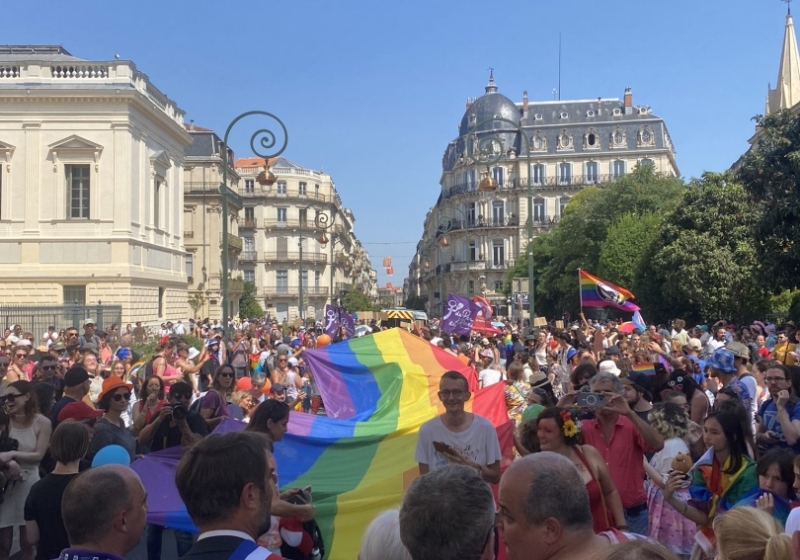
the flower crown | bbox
[560,408,581,439]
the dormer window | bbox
[560,111,569,119]
[613,108,622,116]
[586,110,596,117]
[638,107,649,115]
[534,113,543,121]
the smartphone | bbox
[433,441,455,455]
[576,392,606,408]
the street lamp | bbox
[297,210,338,320]
[464,117,534,332]
[220,111,288,334]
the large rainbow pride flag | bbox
[579,269,640,312]
[133,328,512,560]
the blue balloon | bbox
[92,444,131,467]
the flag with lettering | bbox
[324,305,338,337]
[441,293,477,337]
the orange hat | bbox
[97,375,133,401]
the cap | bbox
[726,341,750,360]
[205,338,220,349]
[480,349,493,359]
[566,348,578,361]
[288,357,299,367]
[604,346,620,356]
[685,338,702,352]
[187,347,200,361]
[16,339,31,348]
[707,348,736,373]
[481,338,490,346]
[57,401,103,423]
[83,318,96,327]
[598,359,621,376]
[271,383,286,393]
[51,342,66,352]
[64,366,90,387]
[114,347,132,361]
[97,376,134,401]
[621,371,653,401]
[80,342,97,353]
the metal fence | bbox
[0,304,122,336]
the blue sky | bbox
[7,0,791,289]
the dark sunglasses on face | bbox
[2,393,25,403]
[41,365,56,371]
[14,354,26,359]
[218,372,234,378]
[112,392,132,402]
[172,392,191,400]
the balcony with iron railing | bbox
[219,233,243,252]
[262,218,319,232]
[239,251,258,262]
[262,252,328,264]
[185,181,243,207]
[260,286,330,297]
[238,217,258,228]
[335,282,353,293]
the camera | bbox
[576,392,606,408]
[171,402,188,421]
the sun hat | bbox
[480,349,493,359]
[706,348,736,373]
[598,359,621,377]
[725,341,750,360]
[97,375,134,401]
[187,347,200,361]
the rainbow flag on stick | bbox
[579,269,640,312]
[632,362,657,376]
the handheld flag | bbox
[579,270,640,312]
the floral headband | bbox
[560,408,580,439]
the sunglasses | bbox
[112,392,132,402]
[218,372,234,378]
[2,393,26,403]
[14,354,26,359]
[172,392,192,400]
[41,365,57,371]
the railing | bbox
[0,303,122,335]
[0,66,19,78]
[335,282,353,293]
[262,252,327,264]
[239,251,258,262]
[443,174,624,199]
[261,286,330,297]
[229,278,244,293]
[185,181,243,207]
[219,233,243,251]
[268,190,330,203]
[238,217,258,228]
[262,218,319,231]
[450,259,516,271]
[51,65,110,79]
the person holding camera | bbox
[136,381,207,453]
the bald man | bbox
[58,464,148,560]
[498,452,650,560]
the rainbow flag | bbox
[632,362,656,376]
[579,269,640,312]
[132,329,511,560]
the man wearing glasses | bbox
[415,371,501,484]
[34,354,65,400]
[756,362,800,452]
[137,381,207,452]
[772,331,797,365]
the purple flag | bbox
[339,307,355,338]
[324,304,338,337]
[441,293,477,337]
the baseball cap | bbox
[706,348,736,373]
[726,341,750,360]
[83,318,95,327]
[57,402,103,423]
[604,346,620,356]
[621,371,653,401]
[684,338,702,352]
[51,342,66,352]
[205,338,220,349]
[288,357,299,367]
[64,366,90,387]
[271,383,286,393]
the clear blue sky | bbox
[7,0,790,289]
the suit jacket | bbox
[179,536,246,560]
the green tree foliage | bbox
[739,110,800,290]
[642,173,767,323]
[341,289,374,312]
[238,282,263,319]
[597,213,661,293]
[188,293,206,317]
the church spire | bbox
[768,9,800,114]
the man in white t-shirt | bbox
[728,341,759,432]
[415,371,502,483]
[477,350,503,388]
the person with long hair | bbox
[715,393,758,460]
[7,347,31,384]
[86,376,136,464]
[23,422,89,560]
[199,364,234,429]
[536,407,626,533]
[664,411,758,558]
[131,375,166,438]
[0,381,52,560]
[734,447,797,526]
[643,402,696,557]
[504,362,529,424]
[713,506,791,560]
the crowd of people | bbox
[4,313,800,560]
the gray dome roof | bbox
[458,75,521,136]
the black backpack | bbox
[279,490,324,560]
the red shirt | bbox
[581,414,653,508]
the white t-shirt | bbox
[786,507,800,535]
[479,368,503,387]
[415,415,502,471]
[649,437,690,480]
[738,373,759,434]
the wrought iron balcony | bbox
[238,217,258,228]
[262,251,327,264]
[219,233,243,252]
[261,286,330,297]
[239,251,258,262]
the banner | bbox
[324,305,338,337]
[472,295,502,335]
[440,293,477,336]
[339,307,355,338]
[578,269,640,312]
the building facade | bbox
[234,156,377,322]
[0,45,192,323]
[183,124,243,320]
[409,74,680,316]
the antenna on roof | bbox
[558,32,562,101]
[785,0,792,15]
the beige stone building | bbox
[183,124,244,320]
[409,75,680,316]
[234,157,377,322]
[0,45,191,323]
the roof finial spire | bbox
[485,67,497,94]
[786,0,793,16]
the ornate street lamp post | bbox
[220,111,288,333]
[314,210,338,313]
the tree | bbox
[738,110,800,290]
[404,295,428,310]
[188,292,206,318]
[341,289,374,312]
[597,212,661,292]
[642,172,768,323]
[238,282,263,319]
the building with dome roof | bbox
[407,74,680,317]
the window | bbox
[466,202,476,226]
[245,207,255,222]
[586,162,599,183]
[640,158,655,169]
[277,208,287,223]
[559,196,571,216]
[492,240,505,267]
[468,280,475,294]
[185,254,193,278]
[586,110,596,117]
[63,285,86,305]
[533,198,546,223]
[531,164,545,186]
[276,270,288,293]
[243,237,255,252]
[300,270,308,289]
[276,237,288,258]
[245,179,254,193]
[467,240,477,262]
[277,181,287,194]
[153,180,161,229]
[558,163,572,185]
[494,281,503,291]
[492,167,505,187]
[158,287,165,318]
[613,160,626,179]
[299,182,307,195]
[67,164,90,219]
[299,208,307,227]
[244,269,255,283]
[315,271,321,288]
[492,200,505,225]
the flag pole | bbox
[578,268,583,309]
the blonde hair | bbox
[713,506,792,560]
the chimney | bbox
[597,97,602,112]
[624,87,633,114]
[522,90,529,117]
[465,98,473,110]
[189,119,195,131]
